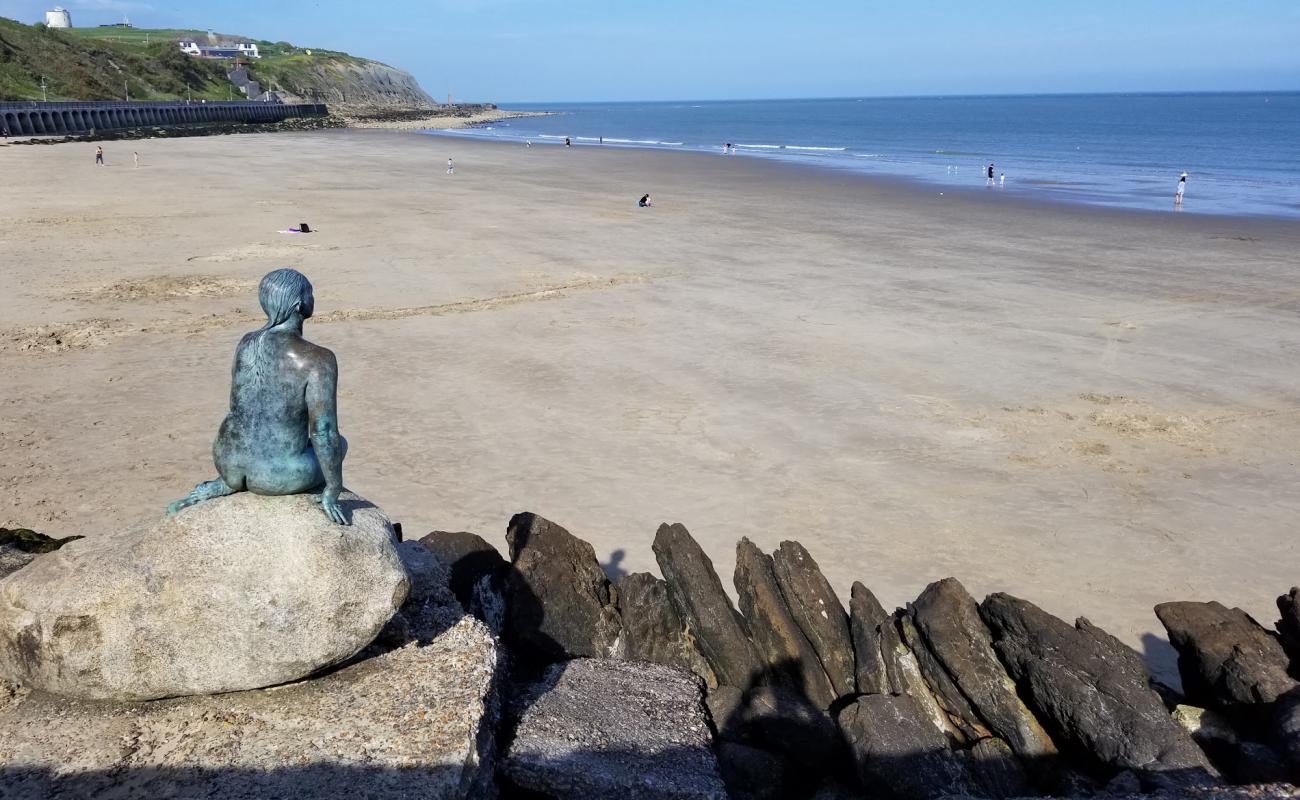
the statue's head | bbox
[259,268,314,326]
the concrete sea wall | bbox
[0,101,328,137]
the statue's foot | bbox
[166,478,237,516]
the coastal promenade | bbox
[0,100,328,136]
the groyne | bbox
[0,101,328,137]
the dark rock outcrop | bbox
[897,611,991,741]
[1277,687,1300,775]
[504,513,623,664]
[503,658,727,800]
[733,685,841,771]
[715,742,786,800]
[734,538,836,708]
[771,541,855,699]
[0,527,83,581]
[1155,601,1298,711]
[652,524,759,688]
[981,593,1219,790]
[966,736,1032,799]
[849,582,891,695]
[418,530,507,613]
[616,572,717,687]
[911,578,1058,760]
[879,612,967,742]
[1275,588,1300,669]
[838,693,974,800]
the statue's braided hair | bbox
[248,268,312,383]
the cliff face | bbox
[253,57,438,111]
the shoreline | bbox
[343,108,554,131]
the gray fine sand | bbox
[2,130,1298,680]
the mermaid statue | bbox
[168,268,349,525]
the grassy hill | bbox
[0,19,435,108]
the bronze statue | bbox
[168,269,349,524]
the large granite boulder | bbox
[0,491,408,702]
[772,540,855,699]
[504,513,624,664]
[1155,601,1298,711]
[502,658,727,799]
[849,581,891,695]
[981,593,1219,791]
[734,538,836,708]
[653,523,760,688]
[617,571,718,687]
[837,692,974,800]
[911,578,1058,760]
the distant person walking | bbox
[447,157,455,175]
[565,137,572,147]
[525,140,531,148]
[1175,172,1187,207]
[133,151,140,169]
[95,146,104,166]
[986,162,995,186]
[999,172,1005,187]
[638,193,652,208]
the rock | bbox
[502,658,727,800]
[1277,687,1300,774]
[1276,588,1300,668]
[911,578,1058,761]
[1155,601,1298,711]
[418,530,507,613]
[734,538,836,708]
[966,737,1032,799]
[0,613,500,799]
[772,540,855,699]
[0,526,83,554]
[849,581,891,695]
[897,611,991,741]
[837,693,974,800]
[981,593,1219,791]
[1173,704,1291,784]
[652,523,760,688]
[1174,703,1241,747]
[617,572,717,687]
[706,685,745,739]
[880,610,967,743]
[716,742,787,800]
[504,513,624,665]
[735,685,842,770]
[0,491,408,701]
[390,540,464,642]
[1104,769,1143,794]
[0,548,34,581]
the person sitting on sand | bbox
[638,193,652,208]
[167,268,349,525]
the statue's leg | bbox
[166,477,238,516]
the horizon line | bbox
[492,88,1299,107]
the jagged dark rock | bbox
[771,541,855,699]
[715,742,787,800]
[616,572,717,687]
[966,736,1032,799]
[981,593,1219,791]
[735,685,842,771]
[1276,588,1300,669]
[705,685,744,739]
[502,658,727,800]
[652,524,759,689]
[837,692,974,800]
[733,538,836,708]
[910,578,1058,761]
[0,528,83,581]
[504,513,623,665]
[1277,687,1300,775]
[1155,601,1298,712]
[879,610,967,743]
[418,530,507,613]
[849,581,891,695]
[897,611,991,741]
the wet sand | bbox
[2,130,1299,680]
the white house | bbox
[44,7,72,28]
[178,40,260,59]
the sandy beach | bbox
[2,129,1298,681]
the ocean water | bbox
[426,94,1300,218]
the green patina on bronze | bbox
[168,269,349,525]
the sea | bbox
[425,93,1300,219]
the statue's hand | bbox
[319,488,349,526]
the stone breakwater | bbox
[2,511,1299,799]
[0,100,328,137]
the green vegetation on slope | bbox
[0,18,233,101]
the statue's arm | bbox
[306,350,347,525]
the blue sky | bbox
[2,0,1297,102]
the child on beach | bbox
[638,193,652,208]
[999,172,1005,187]
[95,146,104,166]
[1175,172,1187,206]
[447,158,455,175]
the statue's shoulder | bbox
[295,337,338,372]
